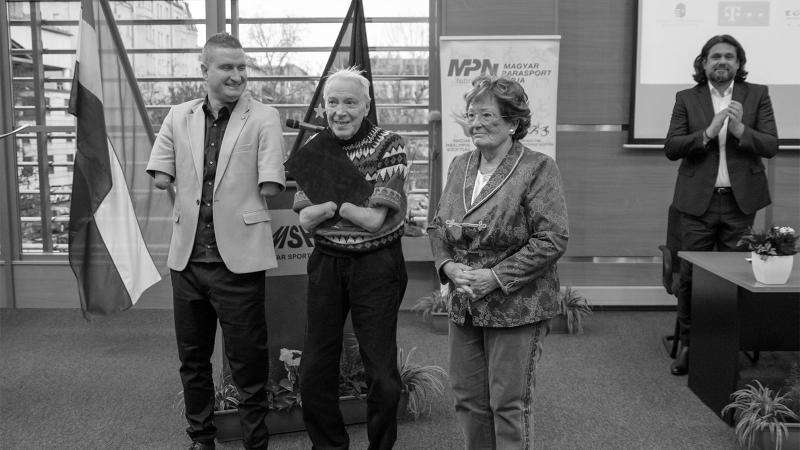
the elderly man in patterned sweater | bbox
[292,67,408,450]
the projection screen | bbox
[633,0,800,141]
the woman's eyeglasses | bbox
[464,111,507,125]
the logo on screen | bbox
[786,9,800,28]
[674,3,686,18]
[719,2,770,26]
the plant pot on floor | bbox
[548,314,569,334]
[213,394,410,442]
[215,406,308,442]
[755,422,800,450]
[430,312,449,334]
[214,409,243,443]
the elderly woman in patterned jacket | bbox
[428,76,569,450]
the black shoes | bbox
[189,441,215,450]
[670,344,689,376]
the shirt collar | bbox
[202,96,236,119]
[708,80,734,98]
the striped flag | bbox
[68,0,171,317]
[290,0,377,155]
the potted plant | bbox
[738,226,798,285]
[411,287,450,334]
[337,331,369,424]
[722,375,800,450]
[261,348,305,435]
[173,367,245,442]
[398,346,448,419]
[549,286,592,334]
[182,336,449,442]
[338,334,449,422]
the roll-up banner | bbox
[439,36,560,182]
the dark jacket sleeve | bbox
[664,91,710,161]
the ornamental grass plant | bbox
[559,286,592,334]
[722,380,800,450]
[397,346,448,419]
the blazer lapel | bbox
[731,82,747,104]
[187,102,206,184]
[465,142,524,215]
[695,84,714,125]
[462,150,480,212]
[728,82,748,143]
[214,96,251,192]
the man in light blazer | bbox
[146,33,285,450]
[665,34,778,376]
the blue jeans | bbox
[449,316,547,450]
[300,243,407,450]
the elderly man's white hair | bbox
[323,66,371,101]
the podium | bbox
[263,182,310,382]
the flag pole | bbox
[97,0,155,142]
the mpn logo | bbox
[447,59,498,77]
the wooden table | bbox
[678,251,800,423]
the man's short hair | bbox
[692,34,749,84]
[323,66,371,101]
[200,32,243,65]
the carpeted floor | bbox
[0,309,767,449]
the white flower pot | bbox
[751,252,794,285]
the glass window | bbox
[8,0,431,255]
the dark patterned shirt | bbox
[189,97,236,262]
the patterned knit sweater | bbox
[292,120,408,253]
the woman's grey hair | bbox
[323,66,371,101]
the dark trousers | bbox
[676,191,754,345]
[171,262,269,449]
[300,243,408,450]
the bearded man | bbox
[664,34,779,376]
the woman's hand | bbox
[462,268,500,300]
[442,261,475,296]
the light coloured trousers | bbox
[449,318,547,450]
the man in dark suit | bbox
[665,34,778,375]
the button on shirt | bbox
[710,81,733,188]
[189,98,236,262]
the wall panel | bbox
[0,262,8,308]
[770,151,800,227]
[557,0,636,124]
[558,131,678,256]
[442,0,557,36]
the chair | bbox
[659,204,682,358]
